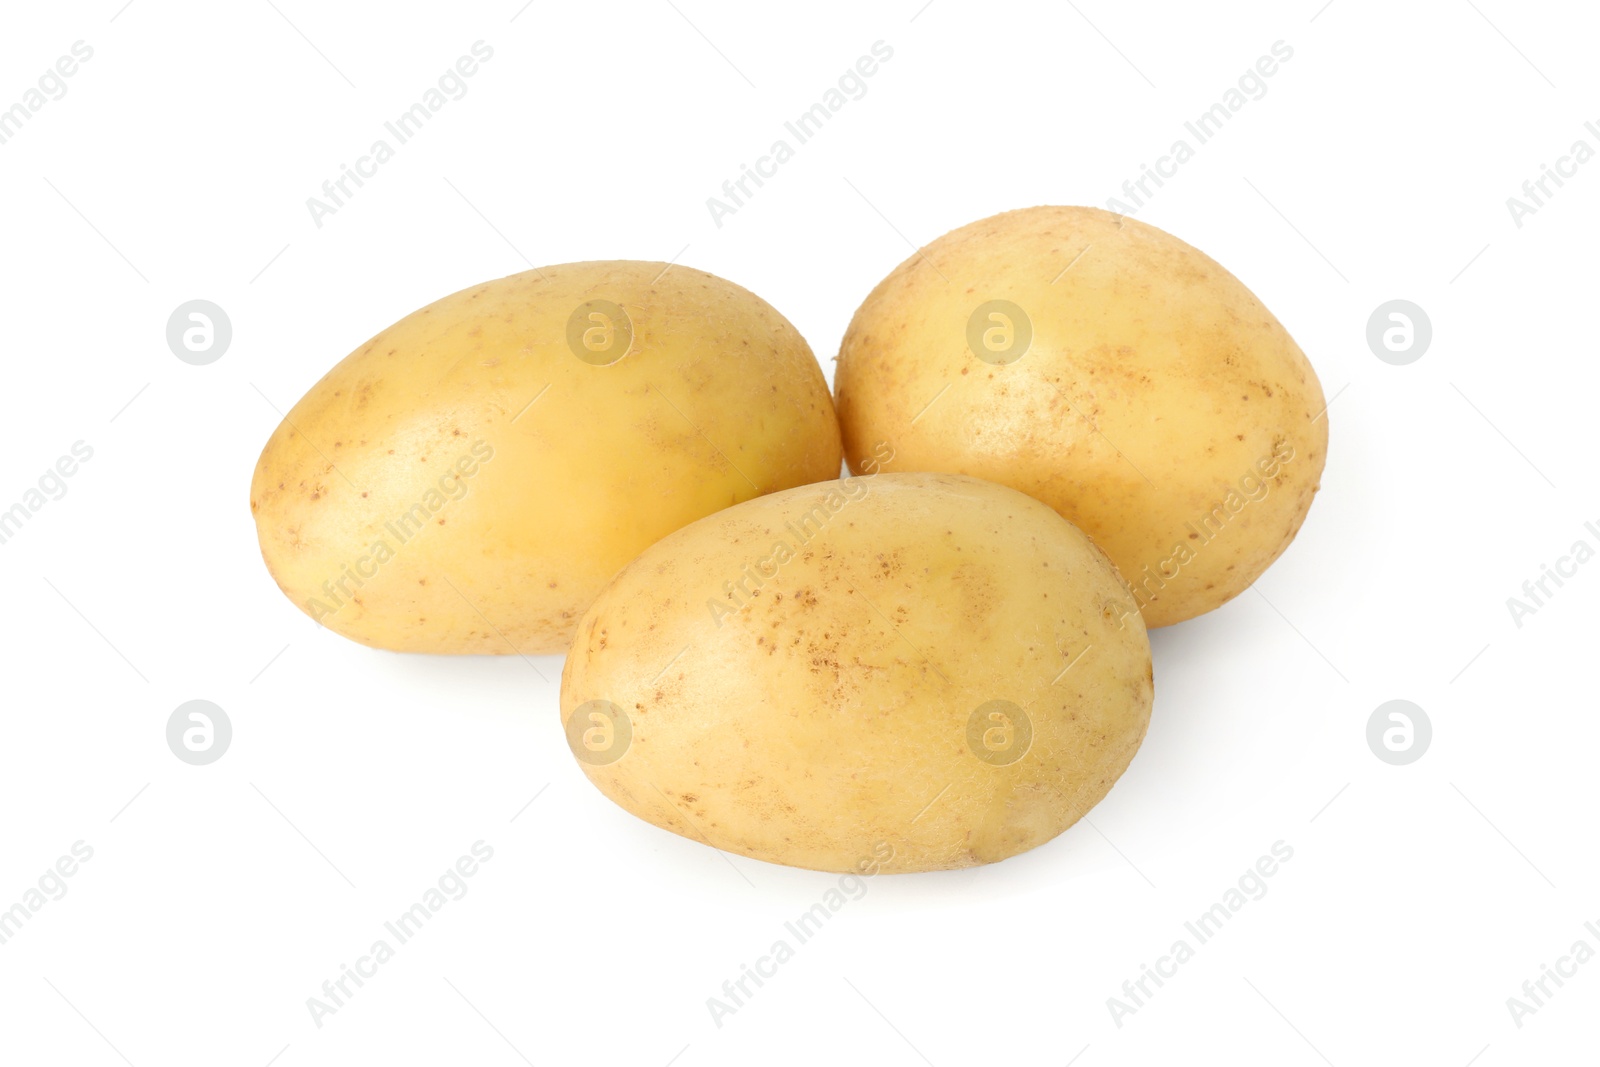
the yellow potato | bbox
[834,206,1327,626]
[250,261,841,654]
[560,471,1153,873]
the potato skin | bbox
[561,471,1153,874]
[834,206,1327,627]
[250,261,841,654]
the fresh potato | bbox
[560,471,1153,873]
[834,206,1327,626]
[250,261,841,654]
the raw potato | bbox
[251,261,842,654]
[560,471,1153,874]
[834,206,1328,627]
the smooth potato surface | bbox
[834,206,1327,626]
[561,472,1153,873]
[251,261,841,654]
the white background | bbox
[1,1,1595,1064]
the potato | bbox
[250,261,841,654]
[560,471,1153,873]
[834,206,1327,626]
